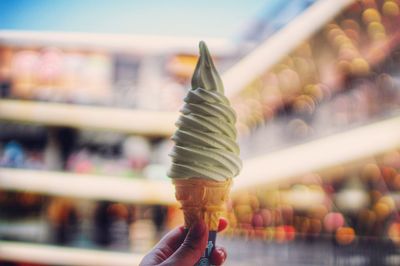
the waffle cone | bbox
[173,178,232,231]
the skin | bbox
[140,218,228,266]
[168,41,242,181]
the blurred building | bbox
[1,0,400,266]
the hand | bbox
[140,218,228,266]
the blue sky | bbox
[0,0,268,38]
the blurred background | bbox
[0,0,400,265]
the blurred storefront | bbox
[1,0,400,265]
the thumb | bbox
[163,220,208,266]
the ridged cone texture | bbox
[173,178,232,231]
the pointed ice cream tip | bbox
[199,40,212,68]
[199,40,207,50]
[191,41,224,93]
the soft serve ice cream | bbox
[168,41,242,181]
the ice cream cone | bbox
[173,178,232,231]
[168,41,240,265]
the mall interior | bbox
[1,0,400,265]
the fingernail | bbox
[218,218,228,232]
[219,247,227,260]
[219,250,226,263]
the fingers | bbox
[155,226,186,254]
[218,217,228,232]
[162,220,208,266]
[141,218,229,266]
[139,226,186,265]
[210,246,227,266]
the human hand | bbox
[140,218,228,266]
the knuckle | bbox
[155,245,174,258]
[182,239,199,253]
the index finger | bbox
[155,226,186,254]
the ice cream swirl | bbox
[168,41,242,181]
